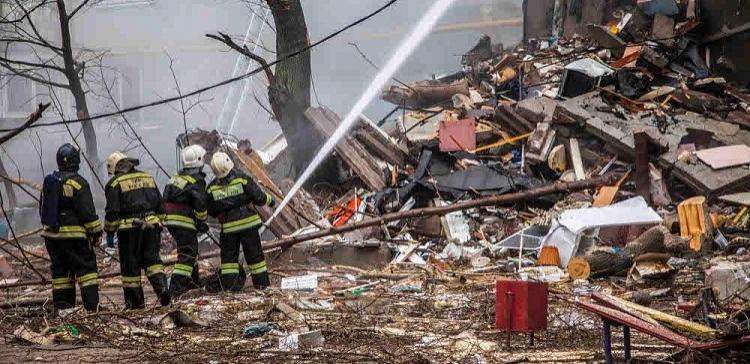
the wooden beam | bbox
[265,175,619,251]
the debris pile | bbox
[2,1,750,362]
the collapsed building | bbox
[2,0,750,362]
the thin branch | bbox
[164,51,189,141]
[42,71,106,190]
[0,190,47,281]
[98,66,169,176]
[67,0,92,20]
[13,0,61,53]
[0,0,399,135]
[0,103,51,144]
[0,37,64,52]
[0,174,42,203]
[207,31,282,120]
[207,32,275,85]
[0,64,71,89]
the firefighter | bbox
[206,152,275,291]
[40,143,101,312]
[163,145,209,298]
[104,151,170,309]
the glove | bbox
[106,234,115,248]
[196,221,209,233]
[267,196,276,208]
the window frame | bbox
[1,75,37,118]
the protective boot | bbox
[168,274,191,299]
[220,266,246,292]
[80,285,99,312]
[123,287,145,310]
[251,271,270,289]
[191,267,201,289]
[52,287,76,310]
[148,273,171,306]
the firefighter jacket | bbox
[162,168,208,231]
[104,169,164,233]
[207,169,274,234]
[42,170,102,240]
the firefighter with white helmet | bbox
[206,152,275,291]
[162,145,209,298]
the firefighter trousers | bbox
[167,227,200,297]
[44,238,99,311]
[219,227,269,291]
[117,226,170,309]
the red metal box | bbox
[495,280,548,332]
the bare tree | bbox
[0,0,101,172]
[209,0,324,178]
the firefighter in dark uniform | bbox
[207,152,275,291]
[163,145,209,298]
[104,151,170,309]
[40,143,102,312]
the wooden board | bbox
[306,107,387,191]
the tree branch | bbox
[67,0,92,20]
[0,64,71,88]
[0,55,66,72]
[0,37,64,52]
[0,103,51,144]
[206,32,276,84]
[13,0,61,52]
[207,31,281,119]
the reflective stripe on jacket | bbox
[206,169,273,234]
[162,169,208,231]
[42,171,102,240]
[104,170,164,233]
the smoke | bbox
[267,0,460,227]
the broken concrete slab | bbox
[516,96,558,124]
[588,25,627,58]
[695,145,750,170]
[659,154,750,197]
[526,122,557,163]
[553,93,596,125]
[705,259,750,301]
[718,192,750,206]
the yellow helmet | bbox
[210,152,234,178]
[106,151,128,176]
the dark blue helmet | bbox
[56,143,80,170]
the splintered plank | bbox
[232,150,300,237]
[305,107,386,191]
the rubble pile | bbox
[2,0,750,362]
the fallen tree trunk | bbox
[587,225,671,278]
[265,175,618,250]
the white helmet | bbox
[106,151,128,177]
[210,152,234,178]
[182,145,206,169]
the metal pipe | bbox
[603,320,613,364]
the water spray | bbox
[265,0,458,228]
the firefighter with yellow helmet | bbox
[104,151,170,309]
